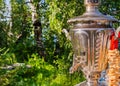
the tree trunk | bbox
[33,20,45,58]
[29,0,45,58]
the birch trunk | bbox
[29,0,45,58]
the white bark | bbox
[28,0,37,23]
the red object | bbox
[110,31,119,50]
[114,39,118,49]
[110,31,115,50]
[110,35,115,50]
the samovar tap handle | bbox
[62,29,71,40]
[69,54,81,74]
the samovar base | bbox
[75,71,108,86]
[75,71,101,86]
[75,78,99,86]
[75,80,98,86]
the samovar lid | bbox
[68,0,118,24]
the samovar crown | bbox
[68,0,117,26]
[84,0,100,6]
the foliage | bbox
[100,0,120,27]
[0,53,85,86]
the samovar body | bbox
[70,27,113,85]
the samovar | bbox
[67,0,118,85]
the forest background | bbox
[0,0,120,86]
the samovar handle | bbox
[69,54,81,74]
[62,29,71,40]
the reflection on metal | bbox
[68,0,118,86]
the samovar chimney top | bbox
[84,0,100,6]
